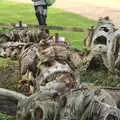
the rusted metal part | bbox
[0,42,32,48]
[84,26,94,48]
[0,87,120,120]
[0,27,82,94]
[85,17,120,72]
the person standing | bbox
[32,0,47,25]
[32,0,55,25]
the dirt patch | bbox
[53,0,120,26]
[0,63,19,91]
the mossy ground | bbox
[80,70,120,87]
[0,113,15,120]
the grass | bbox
[0,58,17,68]
[0,0,96,49]
[0,113,15,120]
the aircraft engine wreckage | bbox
[85,16,120,72]
[0,17,120,120]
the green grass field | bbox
[0,0,96,49]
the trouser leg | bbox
[35,13,47,25]
[34,5,47,25]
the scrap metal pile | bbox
[0,27,83,95]
[0,17,120,120]
[85,16,120,72]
